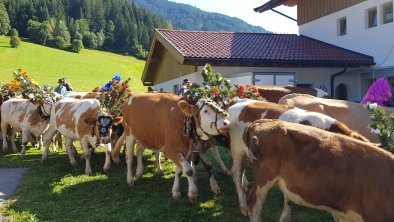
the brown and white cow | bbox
[1,98,53,155]
[226,98,369,217]
[278,93,394,143]
[256,85,329,103]
[41,97,121,175]
[113,93,229,202]
[244,119,394,222]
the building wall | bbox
[154,65,363,101]
[298,0,365,25]
[300,0,394,69]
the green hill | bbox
[0,36,146,92]
[131,0,268,33]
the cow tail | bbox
[243,125,259,160]
[112,131,126,161]
[333,121,370,143]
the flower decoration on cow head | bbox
[234,84,264,100]
[0,80,20,100]
[98,76,132,117]
[12,69,54,104]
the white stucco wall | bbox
[154,65,364,100]
[300,0,394,69]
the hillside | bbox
[0,36,146,92]
[131,0,268,33]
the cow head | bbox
[178,98,230,140]
[85,115,123,145]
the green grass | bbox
[0,144,333,222]
[0,36,146,92]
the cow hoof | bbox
[19,153,25,159]
[41,157,47,163]
[113,157,121,164]
[172,192,181,200]
[70,160,77,166]
[85,170,92,176]
[211,187,221,195]
[103,166,110,174]
[127,180,135,187]
[188,195,197,203]
[240,207,248,217]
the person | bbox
[147,86,157,93]
[62,78,73,91]
[54,79,67,96]
[177,79,191,95]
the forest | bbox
[1,0,170,58]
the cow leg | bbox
[242,171,250,192]
[125,136,136,186]
[1,122,8,152]
[10,127,18,153]
[172,166,182,200]
[180,154,198,203]
[20,129,30,156]
[81,139,93,176]
[279,194,292,222]
[210,145,230,175]
[231,155,249,216]
[154,151,163,175]
[102,143,112,174]
[41,124,57,162]
[135,143,144,180]
[65,138,77,166]
[199,152,221,194]
[191,152,200,182]
[248,181,275,222]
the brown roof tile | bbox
[157,29,375,67]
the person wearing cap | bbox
[177,79,191,95]
[54,79,67,96]
[62,78,73,91]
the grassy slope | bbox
[0,36,146,92]
[0,36,333,221]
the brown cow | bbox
[115,93,229,202]
[41,97,121,175]
[244,119,394,222]
[226,98,369,217]
[256,85,329,103]
[1,98,53,155]
[278,93,394,143]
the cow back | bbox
[256,85,326,103]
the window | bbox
[160,88,163,92]
[367,7,378,28]
[173,84,179,94]
[338,17,347,36]
[253,72,295,86]
[382,2,393,24]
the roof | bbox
[254,0,298,13]
[156,29,374,66]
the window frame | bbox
[382,2,393,24]
[367,7,378,28]
[338,17,347,36]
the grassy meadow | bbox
[0,36,333,221]
[0,36,146,92]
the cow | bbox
[244,119,394,222]
[41,97,121,175]
[1,98,54,155]
[278,93,394,143]
[64,91,100,99]
[255,85,329,103]
[113,93,229,202]
[226,98,370,217]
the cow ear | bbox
[113,116,123,125]
[177,100,197,116]
[84,117,97,126]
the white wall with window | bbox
[300,0,394,68]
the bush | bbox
[9,28,18,37]
[10,36,21,48]
[365,102,394,152]
[71,39,83,53]
[52,36,68,49]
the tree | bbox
[52,19,70,49]
[0,1,10,35]
[71,39,83,53]
[9,28,18,37]
[10,35,21,48]
[83,31,97,49]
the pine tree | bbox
[0,0,10,35]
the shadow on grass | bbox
[0,147,333,222]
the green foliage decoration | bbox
[98,78,133,117]
[365,102,394,152]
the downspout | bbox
[330,67,347,97]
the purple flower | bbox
[361,77,392,106]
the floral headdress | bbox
[0,80,21,100]
[98,76,132,117]
[12,69,54,104]
[234,84,263,100]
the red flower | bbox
[243,94,249,98]
[213,87,219,98]
[238,85,244,95]
[256,93,261,97]
[253,87,258,93]
[121,98,126,103]
[123,85,127,89]
[128,93,132,97]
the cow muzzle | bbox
[100,136,112,144]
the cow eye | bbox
[204,109,208,113]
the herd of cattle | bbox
[1,85,394,222]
